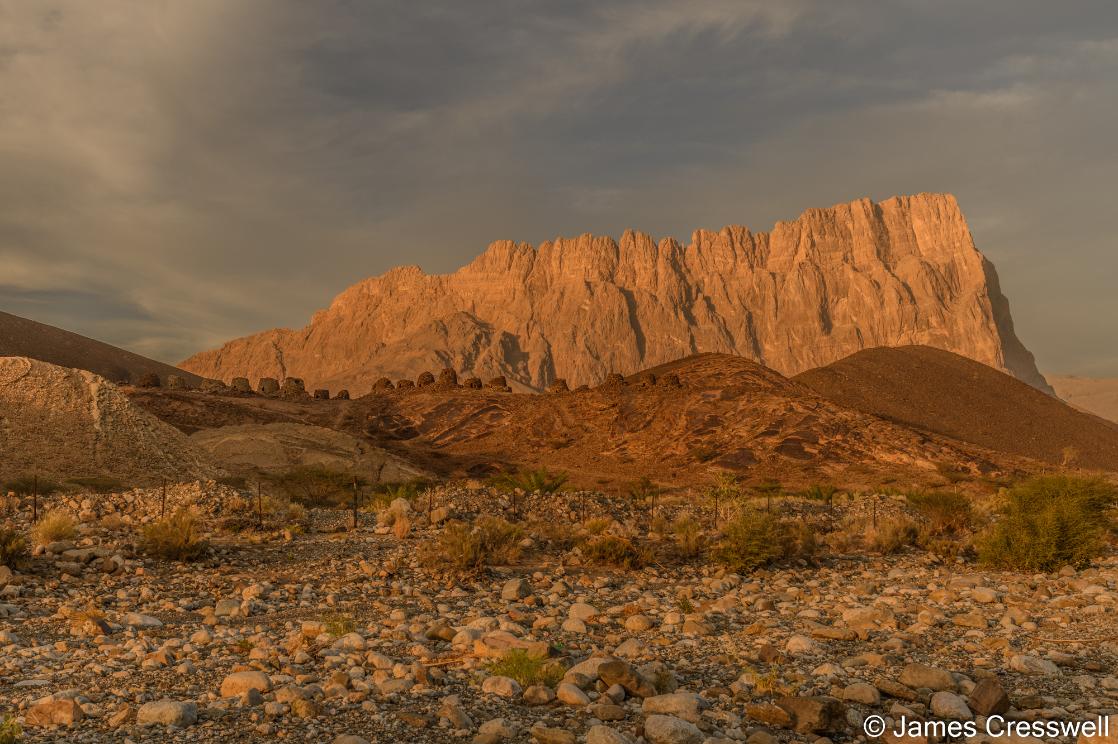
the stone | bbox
[481,675,522,698]
[586,725,635,744]
[530,724,576,744]
[221,671,272,697]
[642,714,703,744]
[26,698,84,727]
[231,377,252,392]
[501,577,530,601]
[523,685,555,705]
[775,696,846,734]
[599,659,656,698]
[137,700,197,727]
[899,662,956,691]
[258,377,279,395]
[280,377,307,397]
[1077,715,1118,743]
[124,612,163,629]
[641,692,705,722]
[930,691,972,719]
[842,681,881,705]
[417,371,436,387]
[1009,654,1059,676]
[967,677,1010,716]
[557,682,591,706]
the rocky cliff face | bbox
[182,193,1050,395]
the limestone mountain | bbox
[181,193,1050,395]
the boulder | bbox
[137,700,197,727]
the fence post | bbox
[256,481,263,529]
[32,475,38,522]
[351,477,358,530]
[160,477,167,519]
[872,496,878,529]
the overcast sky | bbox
[1,1,1116,375]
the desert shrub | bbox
[66,476,127,494]
[978,476,1117,571]
[581,517,611,536]
[3,476,60,496]
[268,466,364,508]
[139,508,209,561]
[486,649,565,687]
[0,526,27,569]
[710,509,798,572]
[323,613,356,638]
[489,468,568,494]
[261,495,307,526]
[802,484,838,503]
[670,516,705,559]
[582,535,649,569]
[906,490,973,535]
[865,515,919,554]
[30,510,78,547]
[419,516,523,572]
[628,476,661,503]
[392,514,412,539]
[0,714,21,744]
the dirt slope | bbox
[793,346,1118,471]
[0,356,219,483]
[0,310,202,386]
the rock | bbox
[586,725,635,744]
[530,724,576,744]
[180,194,1050,395]
[26,698,84,727]
[775,696,846,734]
[641,692,705,723]
[481,675,522,698]
[523,685,556,705]
[930,691,972,719]
[123,612,163,629]
[502,578,530,601]
[899,662,956,691]
[599,659,656,698]
[477,717,518,741]
[438,368,459,386]
[137,700,198,727]
[280,377,306,397]
[258,377,280,395]
[1077,714,1118,743]
[220,671,273,697]
[557,682,591,706]
[968,677,1010,715]
[785,634,815,653]
[842,681,880,705]
[417,371,436,387]
[642,714,703,744]
[231,377,252,392]
[1009,654,1060,675]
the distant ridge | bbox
[794,346,1118,471]
[0,310,202,386]
[182,193,1052,396]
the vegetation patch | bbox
[488,468,568,494]
[0,526,27,569]
[710,509,803,571]
[30,509,77,547]
[486,649,564,687]
[581,535,649,569]
[419,516,523,573]
[139,508,209,561]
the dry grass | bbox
[30,509,77,546]
[139,508,209,561]
[486,649,565,687]
[582,535,650,569]
[670,516,705,559]
[0,714,21,744]
[710,509,800,572]
[0,525,27,569]
[392,514,412,540]
[418,516,523,573]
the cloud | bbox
[0,0,1115,372]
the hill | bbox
[181,193,1051,395]
[793,346,1118,471]
[1049,375,1118,424]
[0,357,218,484]
[0,309,202,386]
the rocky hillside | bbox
[0,356,218,483]
[0,310,203,387]
[181,193,1050,395]
[794,346,1118,472]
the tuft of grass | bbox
[0,526,27,569]
[488,468,568,494]
[419,516,523,573]
[323,613,356,638]
[0,714,21,744]
[486,649,564,687]
[31,510,77,547]
[392,513,412,540]
[581,517,611,536]
[906,490,973,536]
[139,508,209,561]
[802,484,838,503]
[978,476,1117,571]
[710,509,801,572]
[670,516,705,559]
[582,535,649,569]
[865,515,919,555]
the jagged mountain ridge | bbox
[182,193,1050,395]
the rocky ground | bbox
[1,483,1117,744]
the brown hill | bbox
[0,357,219,484]
[0,310,202,387]
[1049,375,1118,424]
[133,353,1042,491]
[181,193,1051,395]
[793,346,1118,471]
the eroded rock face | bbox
[181,194,1048,395]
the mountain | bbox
[0,310,203,387]
[181,193,1050,395]
[793,346,1118,471]
[1049,375,1118,424]
[0,357,218,483]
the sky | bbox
[1,1,1116,376]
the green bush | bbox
[0,526,27,569]
[486,649,564,687]
[419,516,523,573]
[907,490,973,535]
[710,509,799,572]
[139,508,209,561]
[488,468,568,494]
[0,714,21,744]
[978,476,1117,571]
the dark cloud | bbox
[0,1,1114,373]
